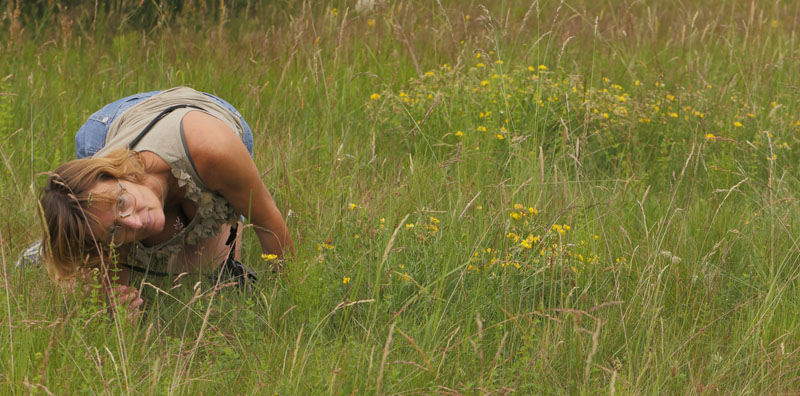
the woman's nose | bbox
[120,214,143,230]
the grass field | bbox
[2,0,800,394]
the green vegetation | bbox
[2,0,800,394]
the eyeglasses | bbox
[108,181,136,244]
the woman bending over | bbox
[39,87,293,315]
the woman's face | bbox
[88,178,166,245]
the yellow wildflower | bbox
[342,277,351,284]
[506,232,519,243]
[370,93,381,100]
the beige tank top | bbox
[96,87,243,272]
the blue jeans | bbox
[74,90,254,158]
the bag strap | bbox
[127,104,204,150]
[117,262,171,277]
[225,223,238,261]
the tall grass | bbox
[1,0,800,394]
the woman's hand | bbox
[109,285,144,321]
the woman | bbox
[40,87,293,316]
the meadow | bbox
[1,0,800,394]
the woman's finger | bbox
[129,297,144,309]
[113,288,136,304]
[109,285,143,319]
[126,297,144,320]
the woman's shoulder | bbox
[180,111,243,170]
[180,111,257,198]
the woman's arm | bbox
[181,111,295,260]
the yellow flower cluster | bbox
[551,224,570,236]
[509,203,537,220]
[507,232,539,249]
[425,216,440,233]
[372,46,797,164]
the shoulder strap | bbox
[117,262,172,277]
[128,104,204,150]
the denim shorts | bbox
[74,90,254,159]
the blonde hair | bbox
[40,148,147,280]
